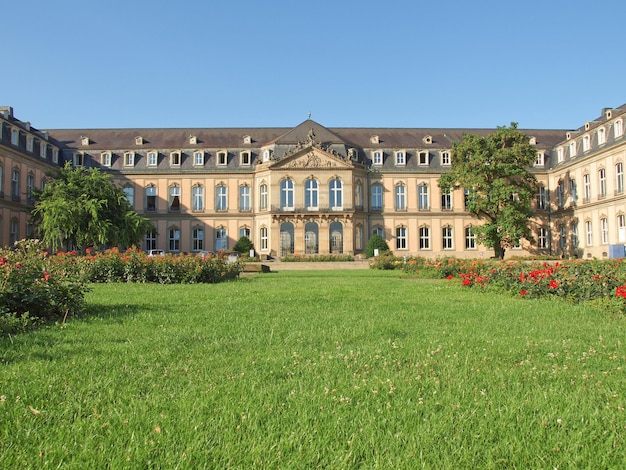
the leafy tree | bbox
[32,162,153,252]
[438,124,538,259]
[365,233,390,258]
[233,236,255,255]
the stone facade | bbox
[1,104,625,259]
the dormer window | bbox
[557,147,564,163]
[217,151,227,166]
[243,135,252,144]
[582,135,591,152]
[11,128,19,146]
[52,148,58,163]
[534,152,545,167]
[240,151,251,166]
[441,151,451,166]
[26,135,34,152]
[262,150,271,162]
[147,151,158,166]
[370,135,380,144]
[73,152,84,167]
[135,136,144,146]
[372,151,383,165]
[585,122,591,131]
[193,151,204,166]
[189,135,197,145]
[423,135,432,144]
[615,119,624,139]
[124,151,135,167]
[569,140,577,158]
[101,151,112,167]
[418,151,429,166]
[170,151,181,166]
[598,127,606,145]
[529,136,537,145]
[395,151,405,166]
[40,143,48,159]
[81,136,90,146]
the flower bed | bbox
[399,255,626,314]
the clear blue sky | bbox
[4,0,625,131]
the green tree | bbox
[233,236,255,255]
[365,233,390,258]
[438,124,538,259]
[32,162,153,252]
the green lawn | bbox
[1,270,625,468]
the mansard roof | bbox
[46,124,566,151]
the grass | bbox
[1,270,625,468]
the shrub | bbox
[233,236,255,255]
[281,254,354,262]
[369,252,399,270]
[365,234,390,258]
[0,239,88,332]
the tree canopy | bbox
[438,124,538,259]
[32,163,154,252]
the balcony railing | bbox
[270,204,353,213]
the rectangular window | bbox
[616,163,624,195]
[599,168,607,198]
[418,185,429,211]
[570,179,577,206]
[215,228,228,251]
[101,152,111,167]
[601,218,609,244]
[169,186,181,212]
[124,152,135,167]
[52,148,59,163]
[259,184,268,210]
[569,141,577,158]
[559,224,567,249]
[441,189,452,210]
[557,180,565,208]
[441,152,450,166]
[395,185,406,211]
[11,128,19,145]
[585,221,593,246]
[123,186,134,207]
[372,151,382,165]
[260,227,268,250]
[192,227,204,251]
[615,120,623,139]
[217,151,227,165]
[442,226,453,249]
[571,223,579,249]
[11,170,20,201]
[583,174,591,202]
[598,128,606,145]
[618,214,626,243]
[192,186,204,212]
[419,226,430,250]
[465,227,476,249]
[418,151,429,165]
[26,136,34,152]
[534,152,544,166]
[538,227,548,249]
[148,152,158,166]
[395,151,405,166]
[371,184,383,210]
[537,186,547,210]
[241,151,251,165]
[170,151,181,166]
[169,227,181,252]
[396,227,407,250]
[557,147,564,163]
[146,186,157,212]
[73,153,84,167]
[145,230,157,251]
[40,143,48,159]
[239,186,251,212]
[194,151,204,166]
[216,186,228,211]
[582,135,590,152]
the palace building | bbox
[1,104,625,259]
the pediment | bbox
[270,146,354,170]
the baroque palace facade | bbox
[1,104,626,259]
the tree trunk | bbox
[494,240,506,259]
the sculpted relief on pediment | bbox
[274,149,352,170]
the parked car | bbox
[147,249,165,257]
